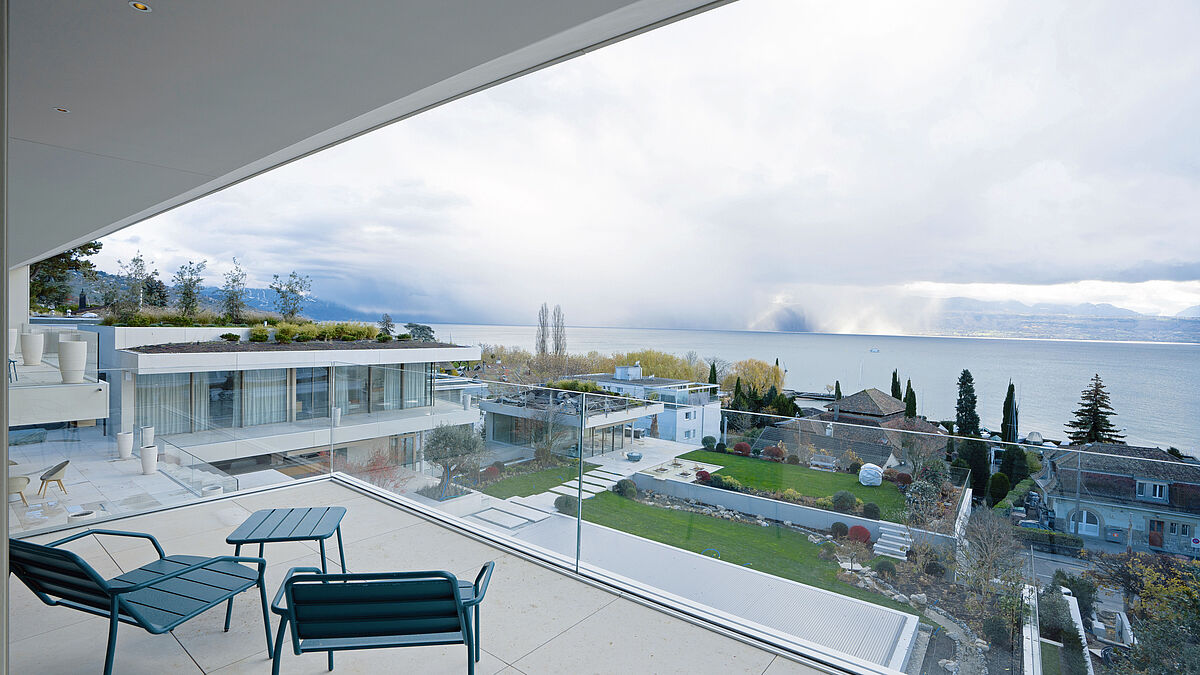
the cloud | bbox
[94,0,1200,331]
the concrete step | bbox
[588,468,626,480]
[561,480,605,494]
[493,499,551,522]
[581,476,615,489]
[877,533,911,546]
[873,542,909,560]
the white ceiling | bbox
[7,0,725,267]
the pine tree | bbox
[955,369,981,437]
[834,380,842,400]
[1066,374,1125,444]
[904,379,916,417]
[708,362,718,385]
[891,369,902,400]
[1001,381,1018,444]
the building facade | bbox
[571,364,721,443]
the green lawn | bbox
[680,450,907,519]
[480,462,600,499]
[1040,641,1062,675]
[582,491,920,619]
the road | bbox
[1019,547,1124,614]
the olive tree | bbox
[423,423,486,495]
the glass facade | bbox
[296,367,330,420]
[135,372,191,434]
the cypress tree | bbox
[733,377,743,404]
[834,380,842,400]
[904,379,916,417]
[987,472,1011,505]
[1066,374,1125,444]
[1001,381,1018,444]
[955,369,981,438]
[708,362,718,385]
[891,369,902,400]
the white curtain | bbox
[243,369,287,426]
[191,373,209,430]
[403,363,428,408]
[373,365,403,411]
[136,373,191,434]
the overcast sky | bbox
[93,0,1200,333]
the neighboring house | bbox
[83,325,480,476]
[1040,442,1200,556]
[568,364,721,443]
[771,388,945,469]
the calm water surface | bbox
[430,323,1200,453]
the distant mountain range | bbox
[939,297,1144,317]
[1178,305,1200,318]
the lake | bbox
[430,323,1200,454]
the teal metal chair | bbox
[9,529,272,675]
[271,565,488,674]
[457,562,495,663]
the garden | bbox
[479,460,600,499]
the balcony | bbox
[8,478,820,674]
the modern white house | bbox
[82,325,481,476]
[569,364,721,443]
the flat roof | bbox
[129,339,465,354]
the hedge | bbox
[1013,527,1083,553]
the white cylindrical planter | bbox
[332,407,342,427]
[58,340,88,383]
[202,485,224,497]
[7,328,17,358]
[117,432,134,459]
[140,426,155,448]
[19,332,44,366]
[140,445,159,475]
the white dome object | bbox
[858,463,883,486]
[1026,431,1044,444]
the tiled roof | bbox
[1049,443,1200,484]
[824,388,905,417]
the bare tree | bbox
[535,303,549,356]
[552,304,566,356]
[528,399,581,465]
[960,509,1020,612]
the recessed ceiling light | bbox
[129,2,151,12]
[54,107,70,114]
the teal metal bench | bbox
[271,565,491,674]
[10,529,272,675]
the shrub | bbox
[248,326,269,342]
[750,446,762,458]
[554,494,579,514]
[848,461,863,474]
[818,541,838,560]
[1060,630,1088,675]
[295,324,319,342]
[614,478,637,498]
[862,502,881,519]
[917,460,950,486]
[786,454,800,465]
[830,522,849,538]
[219,332,240,342]
[1053,570,1098,621]
[894,473,913,487]
[847,525,871,543]
[779,488,803,503]
[814,496,834,510]
[832,490,857,513]
[732,442,751,456]
[1038,588,1073,641]
[274,323,299,343]
[1013,527,1083,552]
[396,332,413,341]
[695,470,711,484]
[709,474,742,492]
[923,560,946,577]
[992,499,1013,512]
[482,466,500,480]
[982,614,1013,649]
[952,457,970,470]
[701,435,717,450]
[490,461,506,473]
[883,467,899,482]
[376,333,393,342]
[873,559,896,577]
[1025,450,1042,473]
[763,446,785,462]
[988,472,1011,504]
[714,442,727,453]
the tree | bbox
[987,472,1010,505]
[834,380,842,400]
[960,440,990,495]
[708,362,718,385]
[1001,380,1019,444]
[142,277,169,307]
[377,313,395,336]
[269,270,312,321]
[1097,552,1200,675]
[890,369,902,400]
[903,379,916,418]
[112,252,156,319]
[220,257,248,323]
[999,445,1029,484]
[1066,373,1125,444]
[535,303,549,356]
[423,423,486,497]
[171,259,207,318]
[405,323,435,342]
[960,509,1021,613]
[551,304,566,356]
[955,369,980,437]
[721,359,784,395]
[29,241,101,308]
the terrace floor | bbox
[9,479,821,674]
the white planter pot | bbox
[140,426,155,447]
[117,432,134,459]
[19,333,44,366]
[140,445,158,475]
[202,485,224,497]
[332,407,342,427]
[7,328,17,358]
[58,340,88,383]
